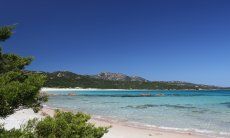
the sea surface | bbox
[45,90,230,137]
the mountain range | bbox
[29,71,226,90]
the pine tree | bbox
[0,25,47,117]
[0,25,108,138]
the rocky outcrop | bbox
[94,72,149,82]
[68,93,76,96]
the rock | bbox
[156,93,164,97]
[140,93,151,97]
[68,93,76,96]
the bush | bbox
[0,111,109,138]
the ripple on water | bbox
[220,102,230,108]
[122,104,197,109]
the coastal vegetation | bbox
[41,71,221,90]
[1,110,108,138]
[0,25,108,137]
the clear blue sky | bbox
[1,0,230,86]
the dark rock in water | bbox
[191,109,209,114]
[40,92,57,96]
[135,104,158,109]
[123,104,158,109]
[48,93,57,96]
[140,93,151,97]
[163,104,196,109]
[156,93,164,97]
[123,104,196,109]
[68,93,76,96]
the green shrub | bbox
[36,110,109,138]
[0,111,109,138]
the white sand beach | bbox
[90,117,207,138]
[0,109,44,130]
[0,107,210,138]
[40,87,144,92]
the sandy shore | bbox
[0,107,210,138]
[90,118,207,138]
[0,109,44,130]
[41,107,209,138]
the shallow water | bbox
[46,90,230,137]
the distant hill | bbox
[29,71,224,90]
[93,72,148,82]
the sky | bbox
[0,0,230,86]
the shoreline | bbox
[41,106,212,138]
[39,88,229,138]
[0,106,217,138]
[40,87,145,91]
[40,87,226,92]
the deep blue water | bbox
[46,90,230,137]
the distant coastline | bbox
[40,87,228,92]
[40,87,140,92]
[31,71,226,90]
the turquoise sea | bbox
[45,90,230,137]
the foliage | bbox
[0,111,109,138]
[0,25,47,117]
[0,124,31,138]
[0,25,15,42]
